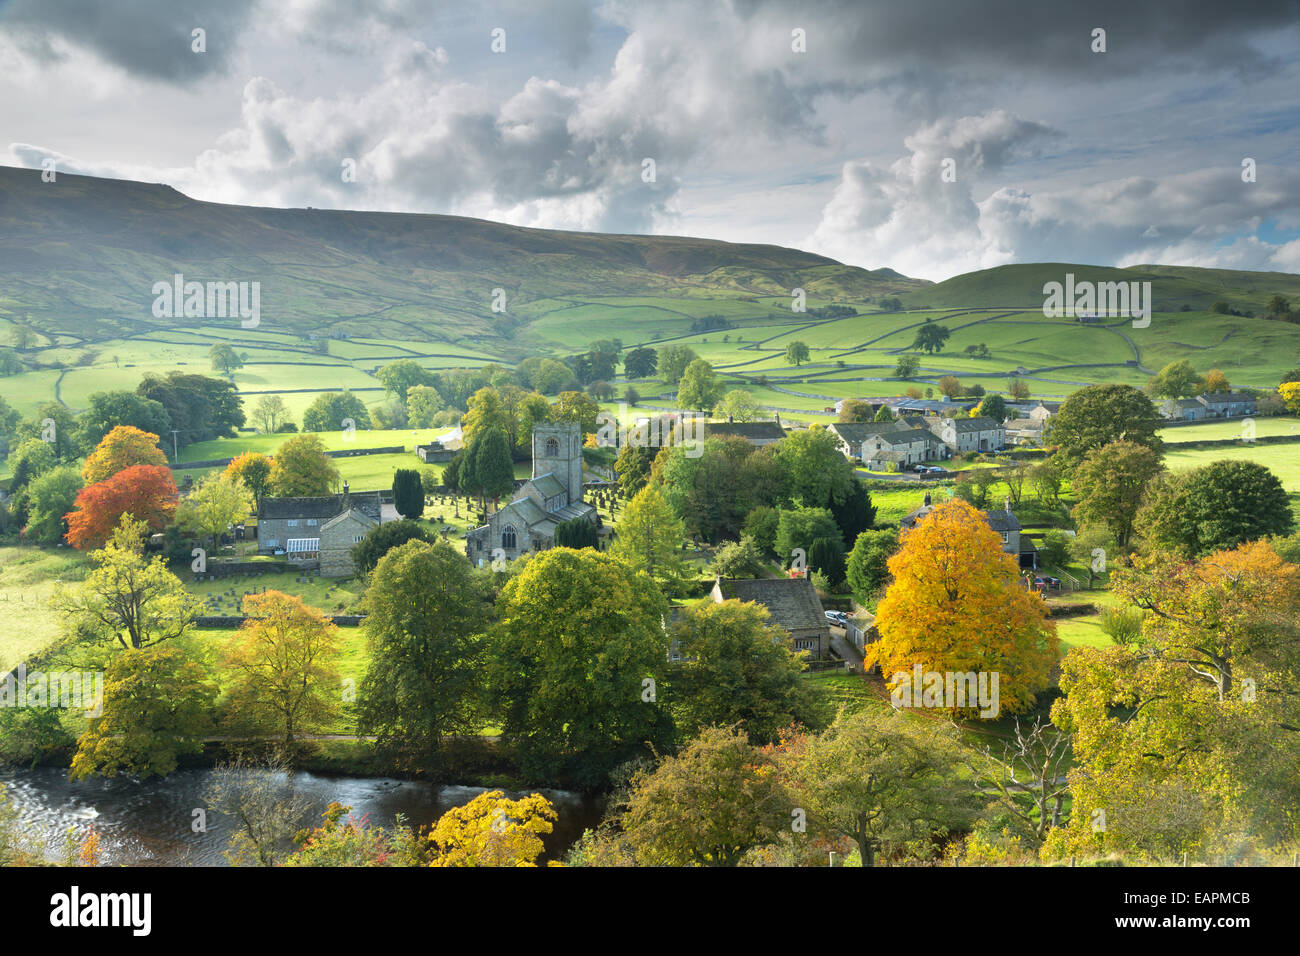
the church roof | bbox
[530,473,567,499]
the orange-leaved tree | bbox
[82,425,169,484]
[224,451,274,506]
[868,498,1057,718]
[65,464,179,550]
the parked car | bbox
[824,610,849,627]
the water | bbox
[0,767,603,866]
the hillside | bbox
[901,262,1300,312]
[0,164,927,353]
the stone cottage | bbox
[710,576,831,658]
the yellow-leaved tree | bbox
[427,790,558,867]
[867,498,1057,718]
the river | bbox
[0,767,604,866]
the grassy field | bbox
[0,546,90,672]
[1159,416,1300,443]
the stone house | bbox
[1160,398,1208,421]
[705,419,786,446]
[1197,392,1256,418]
[710,576,831,658]
[465,421,597,565]
[257,484,384,566]
[319,508,379,577]
[827,421,944,468]
[900,494,1037,569]
[927,415,1006,455]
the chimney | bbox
[775,413,781,426]
[1004,496,1011,513]
[342,481,350,506]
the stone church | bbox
[466,421,596,564]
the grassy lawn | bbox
[1159,417,1300,443]
[0,546,90,671]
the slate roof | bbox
[830,421,906,444]
[706,421,786,442]
[1199,392,1254,405]
[321,507,379,533]
[939,416,1003,433]
[260,492,382,522]
[529,473,567,499]
[714,577,828,632]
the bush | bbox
[1099,606,1145,645]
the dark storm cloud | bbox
[0,0,258,81]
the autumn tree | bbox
[1007,378,1031,401]
[781,708,977,866]
[268,434,339,497]
[53,516,199,650]
[609,485,687,588]
[82,426,168,484]
[223,591,342,745]
[224,452,273,505]
[667,601,814,745]
[1146,359,1202,399]
[486,549,673,785]
[1070,440,1164,548]
[869,499,1058,717]
[427,790,557,867]
[70,644,216,780]
[65,464,178,550]
[619,726,789,866]
[1201,369,1230,393]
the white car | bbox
[824,610,849,627]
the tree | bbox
[209,344,244,375]
[1047,541,1300,860]
[910,321,951,355]
[1069,524,1114,587]
[659,344,697,385]
[460,425,515,512]
[869,499,1058,717]
[625,386,641,406]
[676,359,725,413]
[937,375,962,399]
[775,507,841,568]
[205,758,315,866]
[829,479,875,546]
[782,708,977,866]
[610,485,687,588]
[657,437,785,543]
[714,389,760,422]
[486,549,672,784]
[53,516,199,650]
[0,347,23,376]
[137,372,244,447]
[405,385,445,427]
[268,435,339,497]
[392,468,424,521]
[74,391,170,449]
[1030,459,1063,505]
[224,591,342,744]
[70,644,216,780]
[1070,440,1165,548]
[357,540,491,765]
[551,390,602,437]
[743,505,780,555]
[1146,359,1203,399]
[784,341,811,367]
[838,399,872,423]
[623,347,658,379]
[461,386,511,447]
[969,716,1072,847]
[555,517,598,549]
[1201,369,1230,394]
[1007,378,1031,401]
[350,519,439,575]
[224,452,273,504]
[175,471,253,554]
[250,395,290,434]
[977,394,1008,424]
[773,426,853,510]
[894,355,921,378]
[283,802,423,867]
[302,391,371,433]
[620,726,789,866]
[428,790,557,867]
[807,536,846,585]
[22,465,83,544]
[8,437,56,492]
[1280,381,1300,415]
[65,465,179,550]
[710,535,768,579]
[1050,384,1163,465]
[82,426,168,484]
[615,442,656,498]
[846,529,898,605]
[1136,460,1293,557]
[873,404,895,423]
[376,359,435,403]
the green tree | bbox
[175,471,253,554]
[268,435,339,497]
[710,535,768,578]
[486,549,672,785]
[784,341,811,367]
[610,485,687,588]
[743,506,780,555]
[21,465,83,543]
[829,479,875,546]
[75,391,171,449]
[250,395,290,434]
[461,425,515,512]
[676,359,725,413]
[376,359,435,403]
[351,519,439,575]
[714,389,760,422]
[209,344,244,375]
[977,394,1008,424]
[615,442,657,498]
[358,540,492,767]
[1146,359,1203,399]
[623,347,658,379]
[773,426,853,510]
[1070,440,1165,548]
[894,354,921,378]
[1136,460,1293,557]
[782,708,978,866]
[910,320,950,355]
[551,390,602,437]
[845,529,898,605]
[392,468,424,521]
[807,536,846,585]
[873,404,895,424]
[555,517,598,549]
[775,506,842,568]
[1049,384,1163,465]
[405,384,445,427]
[301,391,371,433]
[658,344,697,385]
[8,437,56,492]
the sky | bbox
[2,0,1299,281]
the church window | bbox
[545,438,559,457]
[502,525,517,550]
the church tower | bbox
[532,421,583,506]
